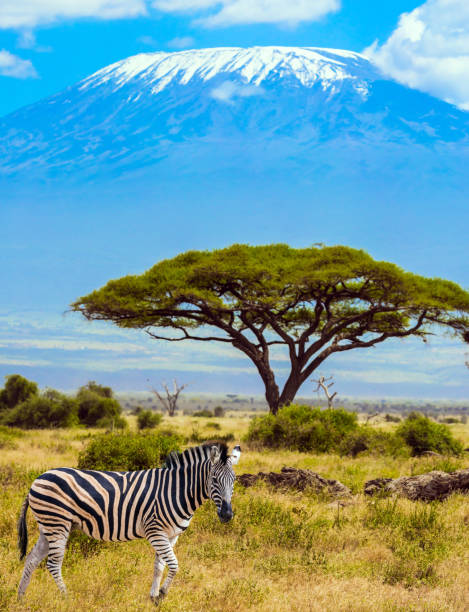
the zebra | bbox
[17,441,241,604]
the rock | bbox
[237,467,351,498]
[364,468,469,501]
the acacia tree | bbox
[71,244,469,415]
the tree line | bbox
[0,375,124,429]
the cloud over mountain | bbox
[153,0,341,27]
[0,49,37,78]
[365,0,469,110]
[0,0,146,29]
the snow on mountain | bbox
[1,45,469,178]
[79,46,376,95]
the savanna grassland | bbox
[1,414,469,612]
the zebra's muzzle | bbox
[218,500,233,523]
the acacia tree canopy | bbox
[71,244,469,414]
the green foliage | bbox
[0,374,38,411]
[1,390,78,429]
[339,426,410,458]
[77,431,182,471]
[246,404,358,452]
[193,409,213,417]
[137,410,162,430]
[77,382,122,427]
[384,413,401,423]
[71,244,469,338]
[80,380,113,398]
[213,406,225,417]
[440,416,460,424]
[396,412,463,456]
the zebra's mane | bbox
[162,442,229,469]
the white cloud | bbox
[0,357,52,367]
[210,80,264,103]
[0,338,151,352]
[0,49,37,78]
[167,35,195,49]
[365,0,469,110]
[0,0,147,29]
[152,0,341,27]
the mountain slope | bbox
[1,45,469,179]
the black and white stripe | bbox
[17,442,241,604]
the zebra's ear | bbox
[210,445,221,464]
[231,445,241,465]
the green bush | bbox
[193,409,213,417]
[77,382,122,427]
[77,431,182,471]
[137,410,162,430]
[214,406,225,417]
[339,426,410,458]
[1,390,79,429]
[396,412,463,456]
[246,404,358,452]
[0,374,38,411]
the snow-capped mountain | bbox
[80,46,376,94]
[1,45,469,178]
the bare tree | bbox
[313,375,337,408]
[151,380,188,416]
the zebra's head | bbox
[208,444,241,523]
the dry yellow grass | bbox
[1,414,469,612]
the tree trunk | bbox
[278,373,302,409]
[263,371,280,415]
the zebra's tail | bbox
[17,496,29,560]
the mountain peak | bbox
[79,45,378,95]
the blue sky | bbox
[1,0,469,399]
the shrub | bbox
[245,404,358,452]
[205,421,221,430]
[214,406,225,417]
[137,410,162,430]
[396,412,463,456]
[0,374,38,411]
[1,390,79,429]
[77,384,122,427]
[193,409,213,417]
[77,431,182,471]
[384,413,401,423]
[339,426,410,458]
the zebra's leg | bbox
[149,553,165,602]
[159,536,179,596]
[18,529,49,598]
[148,534,179,605]
[44,525,71,594]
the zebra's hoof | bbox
[151,590,166,606]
